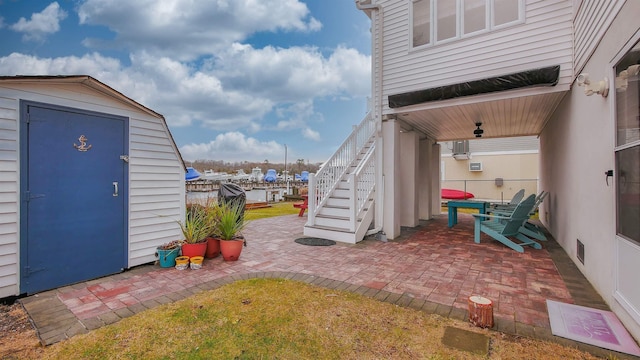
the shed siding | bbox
[378,0,574,111]
[0,82,184,297]
[573,0,625,74]
[0,96,18,296]
[129,116,183,266]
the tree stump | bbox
[468,295,494,328]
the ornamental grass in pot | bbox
[204,200,222,258]
[178,204,213,258]
[216,202,247,261]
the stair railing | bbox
[348,143,376,232]
[308,113,376,224]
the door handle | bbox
[113,182,118,197]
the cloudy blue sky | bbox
[0,0,372,163]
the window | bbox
[615,39,640,245]
[412,0,523,48]
[413,0,431,46]
[463,0,486,35]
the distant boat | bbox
[232,169,251,182]
[441,188,475,200]
[263,169,277,183]
[186,167,201,181]
[249,167,264,182]
[203,169,232,182]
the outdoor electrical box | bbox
[495,177,504,187]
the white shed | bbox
[0,75,186,296]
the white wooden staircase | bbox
[304,114,377,244]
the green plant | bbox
[178,205,212,244]
[215,201,246,240]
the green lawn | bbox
[245,201,301,221]
[41,279,598,360]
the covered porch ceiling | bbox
[392,88,569,142]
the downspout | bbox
[355,0,385,238]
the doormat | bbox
[441,326,489,356]
[294,238,336,246]
[547,300,640,356]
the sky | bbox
[0,0,372,164]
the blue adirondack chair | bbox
[472,194,542,253]
[490,191,548,241]
[490,188,525,211]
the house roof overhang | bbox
[388,83,569,142]
[0,75,187,170]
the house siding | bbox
[377,0,574,112]
[0,81,184,297]
[573,0,626,75]
[540,0,639,340]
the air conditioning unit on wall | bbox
[452,140,470,160]
[469,162,483,171]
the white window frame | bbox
[411,0,525,49]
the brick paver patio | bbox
[22,212,632,358]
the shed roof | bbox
[0,75,186,168]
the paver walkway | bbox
[21,213,635,358]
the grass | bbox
[39,279,600,360]
[245,201,301,221]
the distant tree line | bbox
[190,159,321,175]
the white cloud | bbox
[10,2,67,42]
[0,40,369,142]
[214,44,371,102]
[179,132,283,162]
[78,0,321,60]
[302,128,320,141]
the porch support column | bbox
[418,137,434,219]
[382,117,401,239]
[431,143,441,215]
[400,130,419,227]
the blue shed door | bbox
[20,102,128,294]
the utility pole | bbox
[284,144,289,195]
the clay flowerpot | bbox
[220,239,244,261]
[205,237,221,258]
[181,242,207,258]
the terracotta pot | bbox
[181,242,207,258]
[220,239,244,261]
[205,237,221,258]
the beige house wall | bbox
[442,153,539,202]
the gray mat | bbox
[294,237,336,246]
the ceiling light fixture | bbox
[474,122,484,138]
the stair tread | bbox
[316,214,363,222]
[305,224,354,233]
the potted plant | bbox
[178,204,212,258]
[204,200,222,258]
[216,201,247,261]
